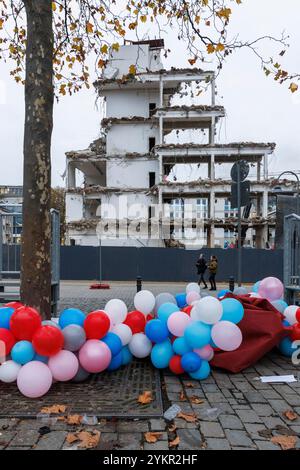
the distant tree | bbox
[0,0,297,317]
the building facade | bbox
[0,186,23,244]
[65,40,297,249]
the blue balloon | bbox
[102,332,122,356]
[0,307,14,329]
[252,281,261,293]
[157,303,179,323]
[221,298,244,324]
[59,308,85,329]
[108,350,123,371]
[189,360,211,380]
[181,352,202,373]
[34,353,48,364]
[184,321,211,349]
[278,337,298,357]
[173,337,192,356]
[121,346,133,366]
[217,289,230,299]
[151,340,173,369]
[272,299,288,314]
[176,293,187,309]
[145,319,169,343]
[282,320,290,327]
[11,341,35,365]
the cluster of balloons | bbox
[0,286,246,397]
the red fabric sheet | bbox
[210,294,291,373]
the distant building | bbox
[65,40,298,249]
[0,186,23,244]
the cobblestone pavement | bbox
[1,281,300,451]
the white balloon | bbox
[249,292,262,298]
[191,296,223,324]
[134,290,155,315]
[186,291,201,305]
[0,360,21,383]
[128,333,152,358]
[186,283,200,295]
[284,305,298,325]
[112,323,133,346]
[105,299,128,325]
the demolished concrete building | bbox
[65,40,297,248]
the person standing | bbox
[208,255,218,291]
[196,253,208,289]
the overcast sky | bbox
[0,0,299,187]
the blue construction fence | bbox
[60,247,284,283]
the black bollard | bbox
[229,276,235,292]
[137,276,142,293]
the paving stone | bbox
[200,421,224,438]
[174,418,199,429]
[201,384,220,393]
[0,432,16,448]
[254,440,280,450]
[117,420,149,433]
[205,438,231,450]
[149,419,166,431]
[235,409,262,424]
[165,383,183,393]
[118,433,143,450]
[251,403,274,417]
[243,423,268,440]
[244,391,267,404]
[268,400,291,413]
[205,392,228,403]
[290,426,300,434]
[34,431,67,450]
[260,389,282,400]
[144,441,169,450]
[284,395,300,406]
[97,421,118,432]
[0,418,18,430]
[218,414,244,430]
[225,429,255,448]
[262,416,287,429]
[177,429,203,450]
[96,432,118,450]
[9,429,39,447]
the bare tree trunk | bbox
[21,1,53,318]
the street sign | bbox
[231,160,250,183]
[230,181,251,208]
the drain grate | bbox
[0,360,163,419]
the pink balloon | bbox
[17,361,52,398]
[167,312,192,337]
[79,339,111,373]
[211,321,242,352]
[258,277,284,302]
[48,350,79,381]
[186,291,200,305]
[194,344,214,361]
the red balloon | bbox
[0,328,16,355]
[10,306,42,341]
[182,306,192,315]
[84,310,110,339]
[295,309,300,323]
[4,301,23,309]
[169,355,184,375]
[32,325,64,356]
[146,314,154,323]
[291,323,300,342]
[124,310,146,334]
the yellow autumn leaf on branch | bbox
[0,19,4,30]
[289,83,298,93]
[100,44,108,54]
[217,8,232,21]
[86,22,93,34]
[52,2,56,12]
[140,15,147,23]
[216,43,225,52]
[195,16,201,25]
[207,43,215,54]
[129,64,137,75]
[112,43,120,52]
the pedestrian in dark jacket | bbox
[208,255,218,291]
[196,254,208,289]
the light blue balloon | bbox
[278,337,298,357]
[253,281,261,293]
[271,299,288,314]
[217,289,230,299]
[157,303,179,323]
[59,308,85,328]
[176,293,187,309]
[0,307,14,330]
[121,346,133,366]
[184,322,211,349]
[108,350,123,371]
[34,353,48,364]
[102,332,122,356]
[173,337,191,356]
[151,340,173,369]
[221,298,244,324]
[145,319,169,343]
[189,360,211,380]
[11,341,35,365]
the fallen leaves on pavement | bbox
[185,383,195,388]
[138,391,153,405]
[40,405,67,414]
[179,391,187,401]
[144,432,162,443]
[66,414,83,425]
[190,396,204,405]
[169,436,180,447]
[66,430,101,449]
[168,423,177,433]
[283,410,298,421]
[176,411,197,423]
[271,435,297,450]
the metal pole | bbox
[237,162,242,286]
[99,237,102,283]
